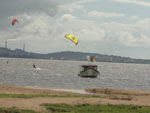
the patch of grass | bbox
[0,93,100,99]
[0,107,39,113]
[41,103,150,113]
[43,104,73,112]
[0,94,52,99]
[86,88,150,96]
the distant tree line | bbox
[0,47,150,64]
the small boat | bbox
[78,65,99,78]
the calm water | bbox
[0,57,150,90]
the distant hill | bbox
[0,47,150,64]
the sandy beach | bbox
[0,85,150,112]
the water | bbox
[0,57,150,91]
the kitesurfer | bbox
[33,64,36,69]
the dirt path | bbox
[0,85,150,112]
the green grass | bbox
[0,93,100,99]
[0,107,39,113]
[41,104,150,113]
[0,103,150,113]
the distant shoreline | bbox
[0,47,150,64]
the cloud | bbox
[0,0,61,30]
[128,16,139,20]
[57,14,150,50]
[88,10,139,21]
[88,10,126,18]
[59,0,97,13]
[103,22,150,48]
[0,0,149,58]
[0,0,60,16]
[137,18,150,24]
[1,0,150,58]
[0,0,62,48]
[112,0,150,7]
[59,14,77,22]
[2,12,150,54]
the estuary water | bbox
[0,57,150,91]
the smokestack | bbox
[23,43,25,51]
[5,41,7,48]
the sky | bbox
[1,0,150,59]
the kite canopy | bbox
[12,19,19,26]
[64,34,79,45]
[90,56,96,62]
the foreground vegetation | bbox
[0,93,100,98]
[0,104,150,113]
[42,104,150,113]
[0,88,150,113]
[0,107,39,113]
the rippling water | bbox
[0,57,150,90]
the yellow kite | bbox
[64,34,79,45]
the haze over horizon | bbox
[1,0,150,59]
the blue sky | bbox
[1,0,150,59]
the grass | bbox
[0,104,150,113]
[41,103,150,113]
[86,88,150,96]
[0,107,39,113]
[0,93,100,99]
